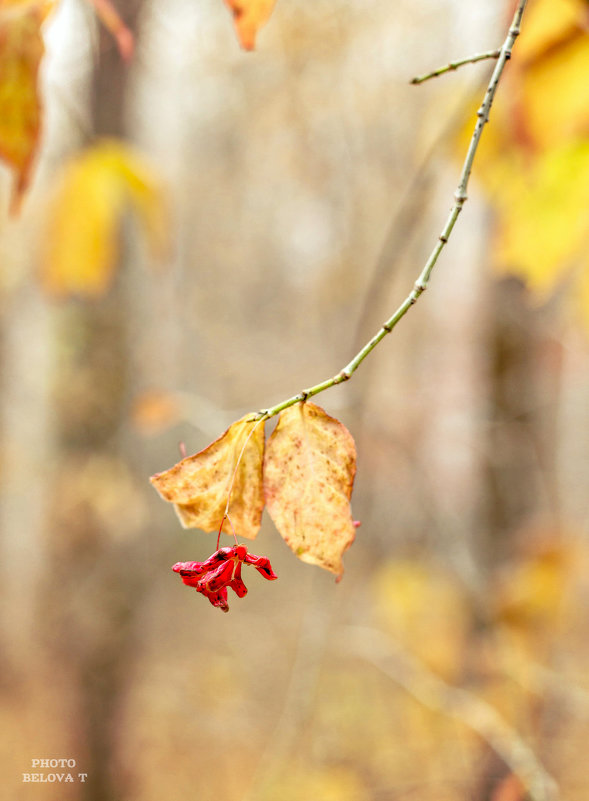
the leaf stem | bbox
[254,0,528,423]
[410,49,501,85]
[219,415,266,542]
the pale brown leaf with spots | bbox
[150,414,265,540]
[263,402,357,577]
[224,0,277,50]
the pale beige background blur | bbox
[1,1,588,800]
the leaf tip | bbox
[116,27,135,62]
[224,0,276,51]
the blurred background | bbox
[1,0,588,799]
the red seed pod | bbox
[172,544,277,612]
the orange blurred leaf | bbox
[224,0,277,50]
[84,0,134,61]
[490,774,526,801]
[43,139,168,298]
[150,414,265,540]
[131,390,182,435]
[0,0,55,212]
[263,402,357,577]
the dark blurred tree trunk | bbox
[474,277,559,799]
[90,2,144,139]
[483,277,557,564]
[43,4,147,801]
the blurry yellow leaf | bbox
[452,0,589,330]
[494,142,589,295]
[131,390,182,435]
[261,766,367,801]
[520,32,589,153]
[515,0,588,66]
[263,402,356,577]
[373,560,469,681]
[224,0,277,50]
[114,149,169,262]
[44,152,123,296]
[150,414,265,539]
[43,139,168,297]
[492,541,573,632]
[0,0,55,212]
[456,11,589,170]
[85,0,134,61]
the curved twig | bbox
[253,0,529,422]
[410,49,501,84]
[344,626,560,801]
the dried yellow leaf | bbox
[263,402,357,577]
[150,415,265,540]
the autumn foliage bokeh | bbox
[1,1,589,800]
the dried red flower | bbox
[172,544,277,612]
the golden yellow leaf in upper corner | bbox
[224,0,277,50]
[450,0,589,338]
[43,139,168,298]
[263,402,357,578]
[519,25,589,154]
[150,415,265,540]
[0,0,55,213]
[515,0,587,67]
[493,141,589,296]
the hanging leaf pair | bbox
[151,402,358,608]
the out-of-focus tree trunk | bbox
[42,4,147,800]
[484,277,555,563]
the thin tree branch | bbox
[253,0,529,423]
[410,49,501,84]
[344,626,560,801]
